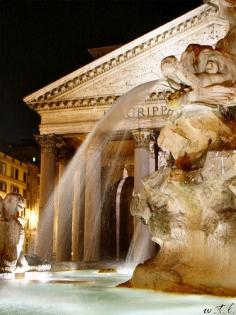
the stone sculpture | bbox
[159,0,236,167]
[126,0,236,295]
[0,193,29,272]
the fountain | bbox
[1,2,236,314]
[124,0,236,296]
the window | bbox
[0,162,6,175]
[15,169,19,180]
[11,185,19,193]
[23,172,27,183]
[0,181,7,192]
[11,167,19,180]
[23,189,28,199]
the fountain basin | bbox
[0,269,235,315]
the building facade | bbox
[23,3,228,261]
[0,151,39,254]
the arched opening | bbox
[101,176,134,261]
[117,177,134,260]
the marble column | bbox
[36,134,57,261]
[84,140,102,262]
[55,139,76,262]
[72,159,85,262]
[132,129,155,263]
[132,129,151,193]
[56,158,73,261]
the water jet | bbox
[2,1,235,313]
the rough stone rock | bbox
[158,0,236,168]
[128,151,236,295]
[127,0,236,296]
[127,248,236,296]
[158,108,236,167]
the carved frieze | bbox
[27,91,171,112]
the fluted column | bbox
[72,159,85,262]
[36,134,57,260]
[132,129,155,263]
[55,140,75,262]
[84,140,102,262]
[132,129,151,193]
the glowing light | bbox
[25,272,52,282]
[26,210,38,230]
[117,266,135,276]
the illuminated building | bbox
[0,151,39,254]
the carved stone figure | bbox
[161,1,236,109]
[127,152,236,295]
[126,0,236,295]
[0,193,29,272]
[158,0,236,166]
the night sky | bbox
[0,0,202,145]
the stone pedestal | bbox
[36,134,57,261]
[84,141,102,262]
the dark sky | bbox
[0,0,202,145]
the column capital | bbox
[132,129,151,148]
[35,134,58,153]
[36,134,75,159]
[56,138,75,162]
[87,136,103,152]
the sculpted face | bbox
[3,193,25,220]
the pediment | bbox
[24,3,228,112]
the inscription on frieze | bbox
[104,105,173,118]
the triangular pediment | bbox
[24,3,227,112]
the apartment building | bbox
[0,151,39,254]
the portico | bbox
[23,2,227,261]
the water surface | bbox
[0,270,235,315]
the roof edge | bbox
[24,4,217,104]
